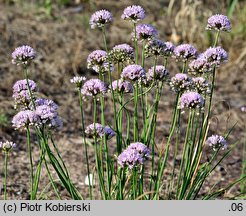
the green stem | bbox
[23,66,36,109]
[4,153,8,200]
[213,31,220,47]
[153,93,180,199]
[93,97,106,199]
[134,23,138,64]
[26,126,34,199]
[134,82,139,142]
[78,90,92,199]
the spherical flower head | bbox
[70,76,87,89]
[170,73,192,93]
[144,39,166,57]
[110,44,134,63]
[87,50,113,73]
[85,123,115,139]
[192,77,210,94]
[118,148,143,169]
[128,142,150,158]
[189,57,212,75]
[81,79,107,97]
[117,142,150,169]
[163,41,175,57]
[173,44,198,61]
[12,45,36,65]
[134,24,158,41]
[34,98,59,110]
[121,5,145,23]
[0,140,16,153]
[35,104,62,129]
[89,9,113,29]
[200,46,228,67]
[147,65,169,83]
[206,134,228,151]
[179,91,204,110]
[12,110,40,130]
[112,79,134,93]
[104,126,116,139]
[13,79,37,106]
[121,64,146,82]
[206,14,231,32]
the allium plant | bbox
[5,6,244,201]
[0,140,16,200]
[10,45,82,200]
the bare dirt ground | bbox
[0,0,245,199]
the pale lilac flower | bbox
[118,148,143,169]
[89,9,113,29]
[179,91,204,109]
[192,77,210,94]
[121,5,145,23]
[70,76,87,89]
[0,140,16,153]
[189,57,212,75]
[200,46,228,67]
[173,44,198,61]
[81,79,108,97]
[112,79,134,93]
[121,64,146,81]
[128,142,150,158]
[163,41,175,57]
[147,65,169,82]
[13,79,37,106]
[134,24,158,41]
[104,126,116,139]
[241,106,246,113]
[12,110,40,130]
[85,123,115,139]
[110,44,134,63]
[87,50,113,73]
[144,39,166,57]
[170,73,192,92]
[35,104,63,129]
[206,134,228,151]
[35,98,58,110]
[206,14,231,32]
[12,45,36,65]
[118,142,150,169]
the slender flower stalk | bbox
[93,98,106,199]
[26,126,34,199]
[101,27,115,195]
[78,90,92,199]
[4,153,9,200]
